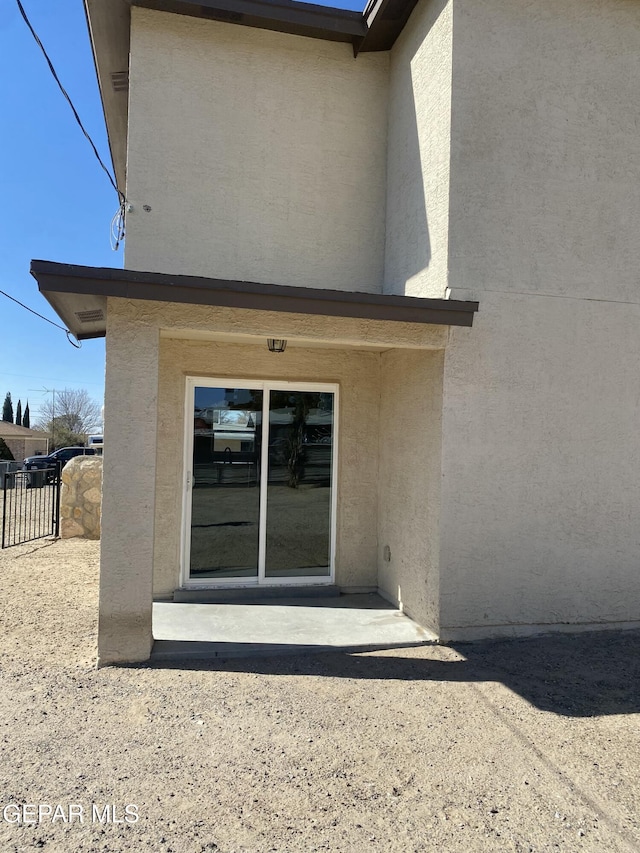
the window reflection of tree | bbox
[204,390,333,489]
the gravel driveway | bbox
[0,538,639,852]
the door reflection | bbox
[265,390,334,578]
[189,387,262,578]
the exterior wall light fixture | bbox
[267,339,287,353]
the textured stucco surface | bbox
[110,298,448,351]
[439,290,640,639]
[125,8,389,293]
[385,0,452,298]
[448,0,640,302]
[102,300,446,613]
[377,349,443,634]
[434,0,640,638]
[98,0,640,650]
[155,337,381,597]
[98,303,158,664]
[104,297,455,656]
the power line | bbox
[16,0,122,202]
[1,372,103,386]
[0,289,81,348]
[15,0,126,250]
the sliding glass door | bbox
[264,390,334,579]
[184,380,337,585]
[188,385,263,579]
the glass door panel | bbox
[265,390,334,578]
[189,386,262,579]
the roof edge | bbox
[133,0,367,33]
[31,260,479,341]
[83,0,420,194]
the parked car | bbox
[22,447,96,485]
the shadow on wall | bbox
[384,0,453,293]
[145,628,640,718]
[390,78,431,290]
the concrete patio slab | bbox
[151,593,436,660]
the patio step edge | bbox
[172,585,341,603]
[149,637,438,662]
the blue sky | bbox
[1,1,117,427]
[0,0,363,428]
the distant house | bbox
[0,422,49,462]
[30,0,640,665]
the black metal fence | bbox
[1,462,62,549]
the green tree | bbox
[2,392,13,423]
[15,399,22,427]
[0,437,14,461]
[23,402,30,429]
[268,391,318,488]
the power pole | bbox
[29,387,57,450]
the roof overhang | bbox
[83,0,131,192]
[83,0,418,190]
[31,261,478,342]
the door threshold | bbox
[173,585,341,604]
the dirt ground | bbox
[0,538,639,853]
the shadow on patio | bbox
[151,593,438,662]
[148,620,640,718]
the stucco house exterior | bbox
[31,0,640,665]
[0,422,49,462]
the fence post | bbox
[1,471,7,549]
[53,461,62,538]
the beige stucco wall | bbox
[104,297,448,352]
[101,298,446,621]
[99,305,159,665]
[448,0,640,302]
[155,337,382,597]
[423,0,640,639]
[439,292,640,640]
[384,0,452,298]
[125,8,389,293]
[377,349,443,634]
[102,0,640,652]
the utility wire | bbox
[16,0,126,249]
[16,0,121,201]
[0,289,81,349]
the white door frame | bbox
[180,377,339,588]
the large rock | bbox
[60,456,103,540]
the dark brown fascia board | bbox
[133,0,366,42]
[357,0,420,53]
[68,330,108,342]
[131,0,420,53]
[31,260,478,339]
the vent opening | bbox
[75,309,105,323]
[111,71,129,93]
